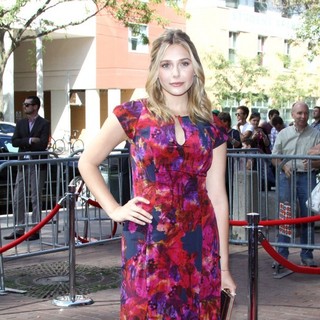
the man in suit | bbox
[4,96,50,241]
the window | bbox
[283,39,291,68]
[226,0,239,9]
[257,36,266,66]
[229,32,237,63]
[128,25,148,53]
[254,0,267,13]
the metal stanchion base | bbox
[52,295,94,307]
[2,287,27,294]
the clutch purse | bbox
[220,289,235,320]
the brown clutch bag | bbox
[220,289,235,320]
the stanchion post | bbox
[0,251,5,295]
[68,184,76,301]
[52,184,93,307]
[246,212,260,320]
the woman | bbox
[250,112,275,189]
[249,112,271,154]
[218,112,242,148]
[79,29,236,319]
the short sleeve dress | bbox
[113,99,227,320]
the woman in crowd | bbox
[249,112,271,154]
[218,111,242,149]
[250,112,275,189]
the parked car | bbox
[0,121,16,135]
[0,133,18,153]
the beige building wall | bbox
[9,0,320,136]
[186,0,320,118]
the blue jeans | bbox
[278,171,316,260]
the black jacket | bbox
[12,116,50,153]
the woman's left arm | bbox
[206,142,236,294]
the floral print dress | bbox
[113,100,227,320]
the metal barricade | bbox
[0,150,130,260]
[227,150,320,254]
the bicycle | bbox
[52,130,84,155]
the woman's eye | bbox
[161,63,170,69]
[181,61,190,67]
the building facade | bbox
[8,1,185,145]
[4,0,320,145]
[186,0,320,123]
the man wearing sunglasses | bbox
[3,96,50,241]
[233,105,254,143]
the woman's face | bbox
[250,116,260,128]
[158,44,195,98]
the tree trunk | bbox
[0,57,6,114]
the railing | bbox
[227,149,320,253]
[0,150,130,260]
[1,148,319,257]
[1,148,320,316]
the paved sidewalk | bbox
[0,238,319,320]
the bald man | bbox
[272,101,320,267]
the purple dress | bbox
[114,99,227,319]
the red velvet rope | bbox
[87,198,102,208]
[230,214,320,227]
[231,215,320,274]
[259,233,320,274]
[0,203,62,254]
[0,194,119,252]
[78,198,118,241]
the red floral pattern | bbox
[114,100,227,319]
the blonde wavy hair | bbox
[145,29,213,124]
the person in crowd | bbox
[249,112,271,154]
[311,106,320,131]
[78,29,236,319]
[259,109,280,138]
[272,101,320,267]
[241,137,257,170]
[218,112,242,148]
[233,105,254,142]
[269,115,286,151]
[217,111,241,200]
[3,96,50,241]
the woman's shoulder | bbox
[120,99,147,112]
[114,99,148,119]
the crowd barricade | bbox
[227,149,320,254]
[1,148,319,258]
[0,149,130,261]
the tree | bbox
[0,0,182,112]
[273,0,320,60]
[204,53,268,107]
[268,56,320,108]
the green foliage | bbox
[204,53,268,106]
[295,6,320,60]
[272,0,320,60]
[268,55,320,108]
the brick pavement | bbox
[0,239,319,320]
